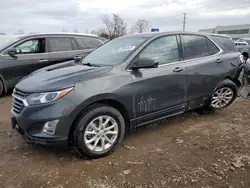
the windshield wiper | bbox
[82,62,101,67]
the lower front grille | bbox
[12,97,25,114]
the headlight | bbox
[26,87,73,105]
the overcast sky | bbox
[1,0,250,34]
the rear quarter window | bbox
[211,36,237,51]
[75,37,103,49]
[206,38,220,55]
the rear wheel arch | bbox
[224,76,241,88]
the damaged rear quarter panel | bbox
[185,53,240,104]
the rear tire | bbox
[199,79,237,114]
[209,79,238,110]
[73,104,125,158]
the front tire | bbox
[73,104,125,158]
[0,79,4,97]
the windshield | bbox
[82,37,148,66]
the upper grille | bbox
[13,88,29,98]
[12,88,29,115]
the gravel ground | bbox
[0,92,250,188]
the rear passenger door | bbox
[181,34,223,107]
[48,37,77,65]
[74,37,103,58]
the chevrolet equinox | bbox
[11,32,244,158]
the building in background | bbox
[199,24,250,40]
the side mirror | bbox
[131,58,158,70]
[7,47,17,57]
[74,56,83,63]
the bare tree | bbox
[101,14,127,39]
[101,15,113,39]
[113,14,127,38]
[91,29,109,39]
[131,19,150,33]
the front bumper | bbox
[10,94,79,149]
[11,115,69,148]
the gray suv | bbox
[0,33,104,96]
[11,31,244,158]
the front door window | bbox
[15,39,45,54]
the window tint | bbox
[71,38,78,50]
[182,35,209,60]
[15,39,45,54]
[75,37,103,49]
[207,39,220,55]
[49,37,72,52]
[138,35,180,65]
[211,36,237,51]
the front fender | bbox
[72,93,132,119]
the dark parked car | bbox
[11,31,244,158]
[0,33,104,96]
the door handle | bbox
[38,59,48,63]
[215,59,222,63]
[173,67,184,72]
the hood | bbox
[31,60,77,75]
[16,62,112,92]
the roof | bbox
[21,32,99,38]
[122,31,231,39]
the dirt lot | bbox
[0,92,250,188]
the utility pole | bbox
[183,13,186,31]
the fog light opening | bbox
[42,120,59,135]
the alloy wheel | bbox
[211,87,234,109]
[84,115,119,152]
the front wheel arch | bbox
[72,103,126,158]
[68,98,130,145]
[0,74,5,96]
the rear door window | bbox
[75,37,103,49]
[49,37,73,52]
[182,35,210,60]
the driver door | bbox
[2,38,49,87]
[130,35,187,126]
